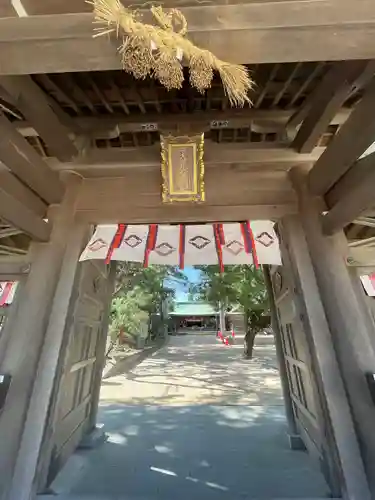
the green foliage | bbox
[110,263,186,340]
[110,294,149,339]
[193,265,269,333]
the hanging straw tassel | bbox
[87,0,253,107]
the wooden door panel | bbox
[273,263,323,459]
[47,261,110,482]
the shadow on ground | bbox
[69,403,330,499]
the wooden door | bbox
[271,227,346,495]
[271,264,323,460]
[45,260,113,483]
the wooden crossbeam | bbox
[308,78,375,196]
[292,61,374,153]
[15,109,350,140]
[323,152,375,234]
[0,255,30,280]
[0,186,50,241]
[0,1,374,73]
[76,202,295,225]
[75,166,296,223]
[0,76,78,161]
[0,113,63,204]
[53,143,325,176]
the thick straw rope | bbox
[87,0,253,107]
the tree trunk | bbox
[243,311,257,359]
[244,329,256,359]
[219,302,226,334]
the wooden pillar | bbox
[290,165,375,497]
[279,213,370,500]
[263,265,299,443]
[0,174,85,500]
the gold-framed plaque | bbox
[160,133,205,203]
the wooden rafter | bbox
[37,74,80,114]
[323,152,375,234]
[0,227,23,239]
[0,113,63,204]
[287,63,326,112]
[0,1,374,74]
[0,186,50,241]
[254,65,280,109]
[0,75,78,161]
[0,170,47,217]
[272,63,301,108]
[292,61,374,153]
[308,78,375,196]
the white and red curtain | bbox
[360,273,375,297]
[80,222,282,268]
[0,282,17,306]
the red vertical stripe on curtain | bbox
[240,222,251,254]
[217,223,225,245]
[247,222,259,268]
[179,225,186,270]
[105,224,127,264]
[143,224,159,268]
[240,221,259,268]
[214,224,224,273]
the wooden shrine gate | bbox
[2,2,375,499]
[35,260,114,491]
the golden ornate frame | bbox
[160,133,205,203]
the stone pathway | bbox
[52,334,330,499]
[100,334,282,406]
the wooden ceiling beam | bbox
[14,110,284,137]
[308,78,375,196]
[0,186,50,241]
[0,1,375,73]
[15,109,351,140]
[16,109,306,138]
[292,61,374,153]
[322,152,375,234]
[0,113,63,204]
[325,152,375,209]
[0,75,78,161]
